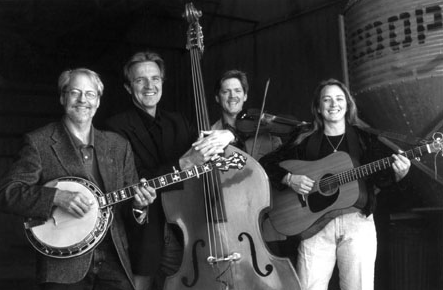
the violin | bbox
[236,108,310,138]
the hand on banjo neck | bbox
[52,177,157,219]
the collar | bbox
[63,122,95,148]
[135,106,163,128]
[306,122,361,162]
[220,117,236,131]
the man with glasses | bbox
[106,51,235,290]
[0,68,156,290]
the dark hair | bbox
[214,70,249,95]
[294,78,367,145]
[58,68,104,97]
[123,50,165,85]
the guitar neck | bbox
[99,163,214,208]
[338,143,431,185]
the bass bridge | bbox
[207,252,241,264]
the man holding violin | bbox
[212,69,290,248]
[212,69,282,160]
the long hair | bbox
[294,78,368,145]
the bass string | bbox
[190,49,217,259]
[205,171,229,259]
[206,170,237,287]
[191,50,205,132]
[190,47,233,272]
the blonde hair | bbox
[58,68,104,97]
[123,50,165,85]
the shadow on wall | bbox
[0,213,38,290]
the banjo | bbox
[23,152,246,259]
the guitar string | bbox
[319,144,429,187]
[319,155,388,188]
[320,161,380,187]
[321,135,394,187]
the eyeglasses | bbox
[132,76,162,87]
[64,89,98,100]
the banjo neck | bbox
[99,164,214,208]
[99,160,233,208]
[23,152,246,259]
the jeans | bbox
[134,223,183,290]
[296,212,377,290]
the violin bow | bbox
[251,78,270,158]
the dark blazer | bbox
[0,121,137,288]
[106,107,196,275]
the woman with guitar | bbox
[260,78,411,290]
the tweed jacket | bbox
[0,121,137,287]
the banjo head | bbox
[24,177,111,258]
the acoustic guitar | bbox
[23,152,246,259]
[268,133,442,239]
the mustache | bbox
[72,103,91,108]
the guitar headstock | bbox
[431,132,443,154]
[212,152,247,171]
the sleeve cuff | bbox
[224,127,237,144]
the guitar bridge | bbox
[298,194,307,207]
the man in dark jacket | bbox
[106,50,235,290]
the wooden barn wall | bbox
[0,2,349,288]
[1,0,442,289]
[199,0,347,124]
[0,0,349,176]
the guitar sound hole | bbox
[308,174,339,213]
[318,174,338,196]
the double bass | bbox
[162,3,301,289]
